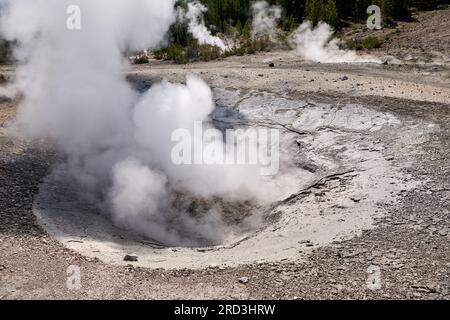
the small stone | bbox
[340,75,349,81]
[412,284,437,294]
[238,277,249,284]
[269,62,275,67]
[123,254,138,262]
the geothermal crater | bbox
[33,88,425,269]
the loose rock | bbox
[124,254,138,262]
[238,277,249,284]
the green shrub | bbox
[347,36,384,50]
[252,36,271,52]
[153,49,167,60]
[197,44,222,62]
[246,44,256,55]
[305,0,339,28]
[410,0,447,11]
[347,40,364,50]
[235,46,247,56]
[132,55,149,64]
[167,43,189,64]
[362,36,384,49]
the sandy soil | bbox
[1,12,449,299]
[343,7,450,65]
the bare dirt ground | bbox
[0,10,449,300]
[344,7,450,65]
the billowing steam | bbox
[291,21,381,64]
[0,0,279,246]
[178,1,227,51]
[251,1,282,40]
[250,1,378,64]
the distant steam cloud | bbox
[249,1,379,64]
[178,1,227,51]
[291,21,381,64]
[251,1,282,40]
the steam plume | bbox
[291,21,381,64]
[0,0,277,246]
[251,1,282,40]
[178,1,227,51]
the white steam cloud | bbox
[178,1,227,51]
[291,21,381,64]
[249,1,379,64]
[0,0,279,246]
[251,1,282,40]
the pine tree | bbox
[235,20,243,35]
[392,0,409,17]
[223,20,232,35]
[381,0,395,21]
[242,19,252,39]
[305,0,326,26]
[282,14,297,31]
[354,0,369,20]
[325,0,339,28]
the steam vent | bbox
[35,87,429,269]
[1,0,449,300]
